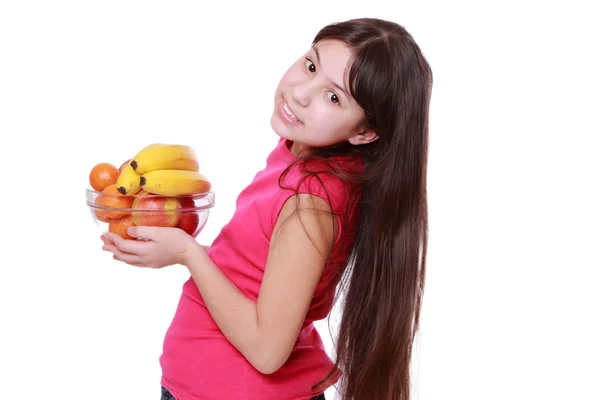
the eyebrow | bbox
[313,46,351,100]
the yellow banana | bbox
[130,144,199,174]
[116,163,142,195]
[140,169,211,196]
[115,143,166,194]
[137,143,166,152]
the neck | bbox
[288,140,312,158]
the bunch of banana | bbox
[116,143,211,196]
[116,143,166,195]
[116,163,141,195]
[130,144,199,174]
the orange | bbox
[108,215,135,240]
[94,206,111,223]
[89,162,120,192]
[94,183,134,220]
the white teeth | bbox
[283,102,299,121]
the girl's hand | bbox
[101,226,198,269]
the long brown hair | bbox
[280,18,432,399]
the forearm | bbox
[184,242,267,370]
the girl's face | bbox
[271,39,377,156]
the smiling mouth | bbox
[283,101,301,122]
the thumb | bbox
[127,226,157,241]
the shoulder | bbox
[268,154,362,239]
[272,193,337,258]
[292,155,363,211]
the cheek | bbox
[279,67,305,89]
[309,103,337,125]
[312,110,355,137]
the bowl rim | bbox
[86,188,215,212]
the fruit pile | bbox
[89,143,212,240]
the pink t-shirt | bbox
[160,137,362,400]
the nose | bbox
[291,80,313,108]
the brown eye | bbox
[327,91,339,104]
[305,59,316,73]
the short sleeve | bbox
[268,161,356,247]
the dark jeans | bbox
[161,386,326,400]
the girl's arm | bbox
[183,193,337,374]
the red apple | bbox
[119,159,131,173]
[177,197,200,236]
[131,190,181,227]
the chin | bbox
[270,114,289,140]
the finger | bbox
[111,247,144,266]
[120,236,156,255]
[127,226,159,241]
[103,243,135,258]
[112,255,147,268]
[104,232,124,245]
[102,244,118,253]
[105,232,141,254]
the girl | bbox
[102,17,432,400]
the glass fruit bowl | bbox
[86,188,215,240]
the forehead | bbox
[311,39,353,80]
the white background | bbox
[1,1,598,399]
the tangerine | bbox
[108,215,135,240]
[89,162,119,192]
[94,205,111,223]
[94,183,134,220]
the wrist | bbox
[182,238,206,268]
